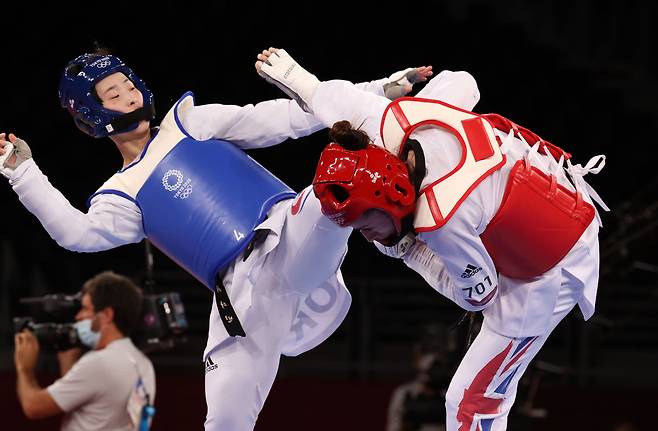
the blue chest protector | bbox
[135,138,295,289]
[90,93,295,291]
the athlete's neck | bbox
[110,121,152,168]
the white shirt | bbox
[47,338,155,431]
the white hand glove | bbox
[0,133,32,179]
[383,66,433,100]
[374,232,416,259]
[256,48,320,113]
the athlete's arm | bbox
[257,49,476,147]
[417,205,499,312]
[180,98,325,148]
[9,159,144,252]
[415,69,480,111]
[182,80,418,149]
[183,52,432,148]
[312,69,479,143]
[401,240,466,307]
[373,229,494,311]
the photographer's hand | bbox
[14,330,40,373]
[14,330,63,419]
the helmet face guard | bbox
[59,54,155,138]
[313,143,416,234]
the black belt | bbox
[214,277,246,337]
[214,229,270,337]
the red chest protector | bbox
[381,98,594,279]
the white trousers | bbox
[445,273,582,431]
[445,217,600,431]
[204,189,351,430]
[203,292,295,430]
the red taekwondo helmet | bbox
[313,142,416,234]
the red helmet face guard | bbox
[312,143,416,234]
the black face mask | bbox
[107,102,156,135]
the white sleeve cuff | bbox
[8,158,37,185]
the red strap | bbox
[462,117,495,161]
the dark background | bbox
[1,0,657,429]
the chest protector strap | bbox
[380,97,506,231]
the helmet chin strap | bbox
[106,103,156,135]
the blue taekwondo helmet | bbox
[59,54,155,138]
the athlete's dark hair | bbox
[329,120,370,151]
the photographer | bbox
[387,324,458,431]
[14,271,156,431]
[387,353,449,431]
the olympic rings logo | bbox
[162,170,193,199]
[96,60,111,68]
[162,170,183,191]
[179,185,193,199]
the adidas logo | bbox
[204,357,218,374]
[460,264,482,278]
